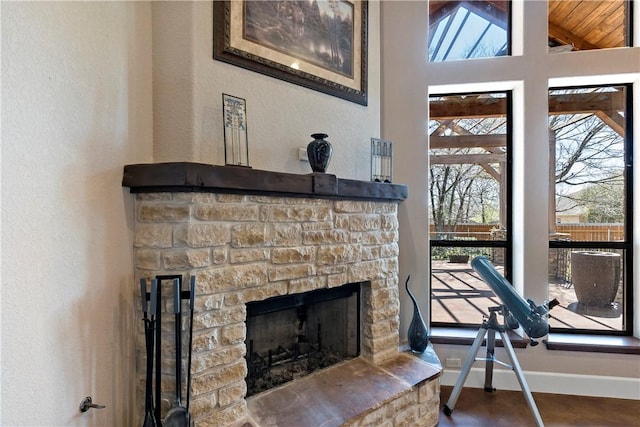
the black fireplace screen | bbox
[245,283,361,396]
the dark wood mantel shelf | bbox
[122,162,408,202]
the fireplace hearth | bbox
[124,163,441,426]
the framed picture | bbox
[214,1,368,106]
[222,94,250,167]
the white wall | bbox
[1,2,153,425]
[379,0,431,354]
[381,0,640,398]
[151,1,382,181]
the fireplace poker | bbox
[140,279,158,427]
[164,279,189,427]
[185,276,196,424]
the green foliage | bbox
[581,178,624,223]
[431,245,492,261]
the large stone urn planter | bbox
[571,251,621,306]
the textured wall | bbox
[1,2,153,425]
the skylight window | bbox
[429,1,510,62]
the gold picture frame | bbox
[214,0,368,106]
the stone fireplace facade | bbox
[125,163,440,426]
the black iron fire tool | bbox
[164,279,189,427]
[140,279,158,427]
[186,276,196,425]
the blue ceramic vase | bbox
[405,275,428,353]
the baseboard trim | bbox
[441,368,640,400]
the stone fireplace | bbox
[124,163,441,426]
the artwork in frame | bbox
[222,94,250,167]
[213,0,368,106]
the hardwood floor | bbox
[438,386,640,427]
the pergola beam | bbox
[430,153,505,165]
[430,134,506,149]
[595,110,625,137]
[480,163,501,181]
[430,91,625,120]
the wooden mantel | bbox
[122,162,408,202]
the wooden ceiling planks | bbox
[592,3,627,47]
[550,0,581,21]
[548,0,628,50]
[570,1,620,40]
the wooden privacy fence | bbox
[555,224,624,241]
[429,224,498,241]
[430,223,624,242]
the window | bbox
[429,91,512,327]
[548,1,632,53]
[548,84,633,334]
[420,1,638,345]
[429,1,510,62]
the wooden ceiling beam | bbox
[549,91,626,114]
[595,110,625,137]
[430,135,506,149]
[460,1,509,29]
[429,1,509,32]
[480,163,501,181]
[429,0,461,27]
[548,22,598,50]
[429,98,506,119]
[430,91,625,119]
[430,153,505,165]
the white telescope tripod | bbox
[443,305,545,427]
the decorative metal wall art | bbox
[222,94,250,167]
[371,138,392,183]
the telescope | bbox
[444,256,558,427]
[471,256,558,341]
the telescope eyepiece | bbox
[505,313,519,330]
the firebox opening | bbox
[245,283,361,397]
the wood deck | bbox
[430,261,624,332]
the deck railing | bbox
[430,223,625,282]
